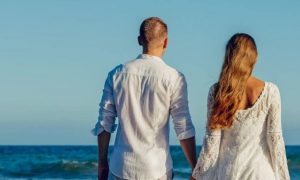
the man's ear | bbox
[163,37,168,49]
[138,36,142,46]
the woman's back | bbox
[193,33,290,180]
[192,81,290,180]
[238,77,265,111]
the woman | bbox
[192,33,290,180]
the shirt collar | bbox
[137,54,165,63]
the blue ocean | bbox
[0,146,299,179]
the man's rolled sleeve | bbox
[91,72,117,136]
[170,74,195,140]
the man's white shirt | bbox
[91,54,195,179]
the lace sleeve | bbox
[192,85,221,179]
[266,85,290,180]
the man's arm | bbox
[170,74,197,179]
[97,131,111,180]
[180,136,197,169]
[91,70,118,180]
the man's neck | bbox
[143,49,164,58]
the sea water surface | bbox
[0,145,299,179]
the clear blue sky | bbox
[0,0,299,145]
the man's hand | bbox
[98,160,109,180]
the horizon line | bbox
[0,144,300,146]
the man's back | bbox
[113,54,177,151]
[92,17,196,180]
[112,54,178,179]
[92,54,195,179]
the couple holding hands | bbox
[91,17,290,180]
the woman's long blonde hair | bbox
[208,33,258,130]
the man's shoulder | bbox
[153,62,185,84]
[164,63,183,76]
[108,64,124,76]
[107,58,138,76]
[108,57,185,81]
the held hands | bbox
[189,176,196,180]
[189,167,196,180]
[98,160,109,180]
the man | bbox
[91,17,197,180]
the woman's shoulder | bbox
[259,81,279,96]
[267,82,280,91]
[265,82,280,101]
[248,77,280,96]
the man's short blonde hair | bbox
[139,17,168,47]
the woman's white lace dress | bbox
[192,82,290,180]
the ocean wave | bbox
[0,159,98,178]
[0,146,299,179]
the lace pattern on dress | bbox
[192,83,290,180]
[266,84,290,180]
[193,84,221,179]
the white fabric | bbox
[91,54,195,180]
[193,82,290,180]
[108,170,173,180]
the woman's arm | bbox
[192,85,221,179]
[266,84,290,180]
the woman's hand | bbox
[189,176,196,180]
